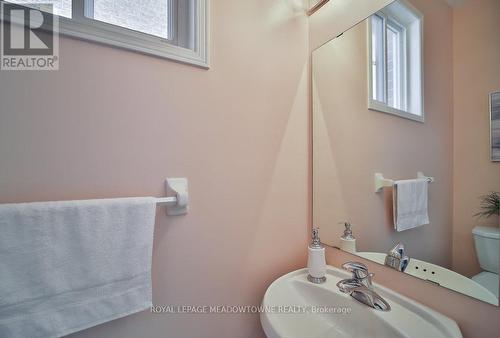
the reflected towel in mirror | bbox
[392,179,430,231]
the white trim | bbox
[401,0,425,122]
[373,13,386,103]
[386,17,406,110]
[368,99,424,122]
[1,0,210,68]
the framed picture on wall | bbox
[491,92,500,161]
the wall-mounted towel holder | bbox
[374,172,434,193]
[156,178,188,215]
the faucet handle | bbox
[388,243,405,258]
[341,261,373,285]
[385,243,410,272]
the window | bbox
[6,0,71,17]
[90,1,171,39]
[368,0,423,122]
[3,0,210,67]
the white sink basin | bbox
[261,266,462,338]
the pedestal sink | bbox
[260,266,462,338]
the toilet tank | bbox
[473,226,500,274]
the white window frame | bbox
[367,0,423,123]
[385,17,406,110]
[370,14,385,103]
[1,0,210,68]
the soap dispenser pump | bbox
[307,227,326,284]
[339,222,356,253]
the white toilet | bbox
[472,226,500,299]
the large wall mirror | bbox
[313,0,500,306]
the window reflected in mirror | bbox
[368,0,423,122]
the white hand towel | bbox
[392,179,429,232]
[0,197,156,338]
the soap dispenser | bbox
[307,227,326,284]
[339,222,356,254]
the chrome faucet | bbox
[385,243,410,272]
[336,262,391,311]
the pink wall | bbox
[0,1,309,337]
[452,0,500,278]
[312,0,454,268]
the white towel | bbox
[0,197,156,338]
[392,179,429,231]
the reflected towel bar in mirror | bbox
[374,172,434,193]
